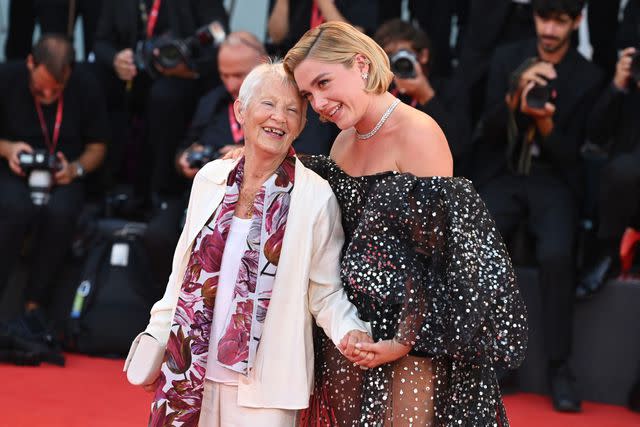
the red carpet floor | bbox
[2,354,640,426]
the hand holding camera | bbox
[17,149,62,205]
[613,47,639,91]
[2,141,33,176]
[177,144,219,179]
[389,49,435,104]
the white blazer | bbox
[143,157,370,409]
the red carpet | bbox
[2,354,640,426]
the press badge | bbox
[110,242,130,266]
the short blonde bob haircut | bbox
[284,21,393,95]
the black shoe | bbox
[550,364,582,413]
[576,255,613,299]
[630,381,640,413]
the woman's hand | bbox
[221,146,245,160]
[142,377,161,393]
[339,330,374,365]
[354,339,412,369]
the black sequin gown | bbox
[299,155,528,427]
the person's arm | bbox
[267,0,290,44]
[395,110,453,177]
[308,189,371,344]
[316,0,348,23]
[534,72,604,168]
[54,142,107,185]
[0,139,33,176]
[358,179,528,370]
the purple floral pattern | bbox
[149,150,296,426]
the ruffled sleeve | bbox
[395,177,527,368]
[297,154,331,180]
[348,175,527,369]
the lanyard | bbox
[228,103,244,144]
[34,95,64,155]
[139,0,162,38]
[310,0,326,29]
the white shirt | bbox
[205,215,252,385]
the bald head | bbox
[217,32,267,99]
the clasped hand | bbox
[339,331,412,369]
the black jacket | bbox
[94,0,228,74]
[588,85,640,157]
[473,38,604,195]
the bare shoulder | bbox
[329,129,355,160]
[395,106,453,177]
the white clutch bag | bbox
[123,332,165,386]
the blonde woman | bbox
[283,22,528,426]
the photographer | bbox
[93,0,228,199]
[0,35,108,330]
[577,46,640,297]
[374,19,472,176]
[473,0,603,412]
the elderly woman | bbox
[131,62,371,426]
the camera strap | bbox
[228,103,244,144]
[139,0,162,39]
[33,95,64,155]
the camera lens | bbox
[389,49,417,79]
[156,44,183,69]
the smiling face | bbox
[235,76,305,158]
[293,57,369,130]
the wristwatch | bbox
[74,162,85,178]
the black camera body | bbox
[525,78,557,109]
[631,51,640,83]
[135,21,226,78]
[389,49,418,79]
[18,149,62,206]
[186,145,218,169]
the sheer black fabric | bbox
[300,155,527,427]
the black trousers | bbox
[4,0,36,60]
[0,167,84,306]
[4,0,103,60]
[98,69,200,197]
[588,0,620,80]
[480,171,577,363]
[142,196,186,288]
[597,153,640,240]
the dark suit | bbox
[474,38,603,364]
[588,85,640,240]
[456,0,535,123]
[93,0,228,197]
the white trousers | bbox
[199,380,298,427]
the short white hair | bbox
[236,60,302,111]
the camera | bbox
[135,21,226,78]
[389,49,418,79]
[18,149,61,206]
[186,145,218,169]
[631,51,640,82]
[525,78,557,109]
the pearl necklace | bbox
[355,98,401,140]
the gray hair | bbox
[236,60,303,111]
